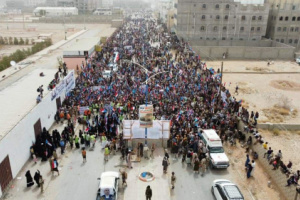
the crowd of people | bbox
[27,13,299,196]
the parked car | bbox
[296,57,300,64]
[211,179,244,200]
[96,171,119,200]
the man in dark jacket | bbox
[145,185,152,200]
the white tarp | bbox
[123,120,170,139]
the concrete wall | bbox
[63,57,85,70]
[192,45,295,60]
[0,82,67,196]
[238,121,297,200]
[128,139,168,150]
[257,123,300,131]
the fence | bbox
[238,121,298,200]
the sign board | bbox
[51,70,75,101]
[139,105,153,128]
[123,120,170,139]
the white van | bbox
[96,171,119,200]
[200,129,229,169]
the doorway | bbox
[0,155,13,192]
[33,119,42,139]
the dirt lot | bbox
[207,61,300,124]
[0,22,112,45]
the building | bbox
[57,0,74,7]
[5,0,24,9]
[0,68,74,198]
[102,0,113,8]
[33,7,78,16]
[175,0,270,41]
[63,37,100,69]
[73,0,100,13]
[158,0,174,24]
[25,0,46,7]
[266,0,300,49]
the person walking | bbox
[60,140,65,155]
[25,170,34,187]
[34,170,41,187]
[104,145,110,162]
[245,154,250,170]
[150,143,155,159]
[250,160,256,177]
[145,185,152,200]
[82,147,87,163]
[75,135,80,149]
[162,154,169,173]
[171,172,176,189]
[127,150,133,169]
[201,157,207,175]
[119,169,127,187]
[194,158,200,173]
[52,158,60,176]
[39,175,44,193]
[246,163,253,178]
[69,135,74,149]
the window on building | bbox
[285,16,289,21]
[202,4,206,9]
[206,38,210,40]
[215,4,219,9]
[277,27,281,31]
[242,16,246,20]
[283,27,287,32]
[213,38,217,40]
[251,27,255,31]
[252,16,256,20]
[226,4,230,9]
[192,26,194,29]
[222,37,226,40]
[273,16,276,20]
[224,15,228,20]
[252,38,256,41]
[258,16,262,20]
[223,26,227,31]
[200,26,205,31]
[290,27,294,32]
[202,15,206,20]
[298,17,300,21]
[257,27,261,31]
[279,16,283,21]
[240,27,244,31]
[294,39,298,44]
[230,38,233,40]
[213,26,218,31]
[200,37,203,40]
[292,16,296,21]
[194,4,196,7]
[292,5,296,10]
[280,39,284,43]
[239,38,243,40]
[289,39,293,43]
[216,15,220,20]
[295,27,299,32]
[276,39,279,42]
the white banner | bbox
[51,70,75,101]
[123,120,170,139]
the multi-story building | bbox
[73,0,100,13]
[266,0,300,49]
[25,0,46,7]
[175,0,270,41]
[57,0,74,7]
[158,0,174,23]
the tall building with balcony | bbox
[266,0,300,49]
[175,0,270,41]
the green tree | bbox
[19,38,24,45]
[13,37,19,45]
[0,37,4,45]
[31,38,34,45]
[25,38,29,45]
[4,37,8,45]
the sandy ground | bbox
[225,143,283,200]
[0,23,112,44]
[0,45,33,59]
[207,61,300,124]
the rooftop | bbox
[63,37,100,53]
[0,69,57,140]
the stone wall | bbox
[257,123,300,131]
[238,121,298,200]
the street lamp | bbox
[122,59,169,145]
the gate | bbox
[0,156,13,192]
[33,119,42,139]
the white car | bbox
[296,57,300,64]
[96,171,119,200]
[211,179,244,200]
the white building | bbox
[25,0,46,7]
[102,0,113,8]
[33,7,78,17]
[158,0,174,23]
[0,69,75,197]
